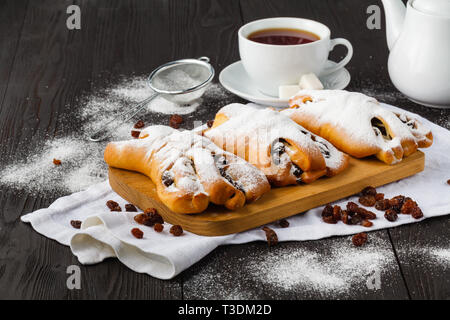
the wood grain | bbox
[108,152,424,236]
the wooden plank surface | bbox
[0,0,448,300]
[108,152,424,236]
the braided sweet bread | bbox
[204,103,349,186]
[104,126,270,214]
[283,90,433,164]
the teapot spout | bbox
[381,0,406,51]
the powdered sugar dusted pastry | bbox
[104,126,270,214]
[204,103,349,186]
[283,90,433,164]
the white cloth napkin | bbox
[21,103,450,279]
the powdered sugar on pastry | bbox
[284,90,433,164]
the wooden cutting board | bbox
[109,151,425,236]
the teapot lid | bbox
[413,0,450,17]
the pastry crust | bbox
[284,90,433,165]
[205,103,349,186]
[104,126,270,214]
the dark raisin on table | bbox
[262,226,278,247]
[411,206,424,219]
[134,120,145,129]
[131,228,144,239]
[358,195,376,207]
[341,210,350,224]
[322,204,337,224]
[355,207,377,220]
[361,220,373,228]
[170,225,183,236]
[400,198,418,214]
[375,199,391,211]
[279,219,289,228]
[53,158,62,165]
[389,195,405,212]
[154,223,164,232]
[352,232,368,247]
[125,204,138,212]
[70,220,82,229]
[333,205,342,221]
[447,179,450,185]
[169,114,183,129]
[384,209,398,222]
[134,208,164,226]
[131,130,140,138]
[375,193,384,201]
[106,200,120,211]
[361,186,377,196]
[346,201,359,213]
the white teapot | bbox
[381,0,450,108]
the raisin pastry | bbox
[104,125,270,214]
[283,90,433,164]
[204,103,349,186]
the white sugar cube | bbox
[278,85,301,99]
[299,73,324,90]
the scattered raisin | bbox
[322,204,337,224]
[375,193,385,201]
[262,226,278,247]
[206,120,214,128]
[400,199,418,214]
[352,233,368,246]
[346,202,359,213]
[361,186,377,196]
[358,195,376,207]
[134,120,145,129]
[131,228,144,239]
[170,225,183,236]
[162,171,174,187]
[375,199,391,211]
[70,220,82,229]
[169,114,183,129]
[154,223,164,232]
[355,207,377,220]
[131,130,140,138]
[333,205,342,221]
[384,209,398,222]
[447,179,450,185]
[411,206,423,219]
[134,208,164,227]
[53,158,62,165]
[125,204,138,212]
[361,220,373,228]
[389,195,405,212]
[341,210,350,224]
[279,219,289,228]
[349,213,363,225]
[106,200,120,211]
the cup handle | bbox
[320,38,353,76]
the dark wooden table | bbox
[0,0,449,300]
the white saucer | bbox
[219,60,351,107]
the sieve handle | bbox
[88,93,159,142]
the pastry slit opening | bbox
[371,117,392,140]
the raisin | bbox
[352,233,368,246]
[384,209,398,222]
[375,199,391,211]
[125,204,137,212]
[170,225,183,236]
[333,205,342,221]
[131,130,140,138]
[361,186,377,196]
[447,179,450,185]
[358,195,376,207]
[356,207,377,220]
[411,206,423,219]
[206,120,214,128]
[154,223,164,232]
[322,204,337,224]
[53,158,62,165]
[134,208,164,227]
[131,228,143,239]
[350,213,363,225]
[375,193,385,201]
[389,195,405,212]
[70,220,82,229]
[361,220,373,228]
[341,210,350,224]
[169,114,183,129]
[400,199,418,215]
[279,219,289,228]
[106,200,119,210]
[346,202,359,213]
[134,120,145,129]
[162,171,174,187]
[262,226,278,247]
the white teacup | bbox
[238,17,353,97]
